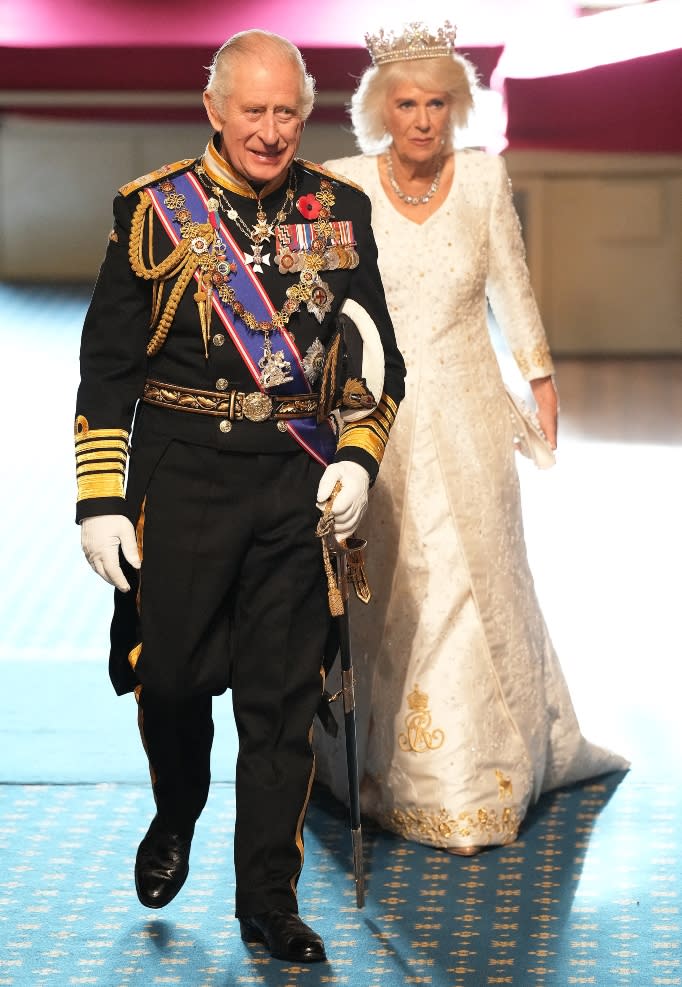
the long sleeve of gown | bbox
[486,156,555,382]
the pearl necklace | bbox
[385,151,442,205]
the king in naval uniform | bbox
[74,29,405,964]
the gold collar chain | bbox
[195,163,296,251]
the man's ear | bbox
[203,91,223,131]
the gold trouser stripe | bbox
[135,497,146,562]
[131,502,149,781]
[128,643,142,670]
[134,495,146,621]
[290,725,317,898]
[127,503,145,695]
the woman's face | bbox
[384,82,451,164]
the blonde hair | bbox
[204,29,316,121]
[350,54,477,154]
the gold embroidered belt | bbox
[142,379,319,422]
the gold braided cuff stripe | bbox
[76,448,127,469]
[77,471,126,501]
[336,393,397,466]
[75,424,129,502]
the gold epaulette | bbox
[336,392,398,468]
[296,158,365,194]
[118,158,196,197]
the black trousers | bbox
[129,442,330,916]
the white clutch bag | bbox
[505,386,556,470]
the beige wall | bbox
[505,151,682,355]
[0,117,357,282]
[1,116,680,353]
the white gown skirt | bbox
[314,387,628,852]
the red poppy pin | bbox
[296,193,322,220]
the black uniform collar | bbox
[202,134,290,202]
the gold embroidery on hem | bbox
[496,769,513,800]
[398,684,444,753]
[384,804,520,846]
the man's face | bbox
[204,53,304,185]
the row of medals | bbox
[156,169,359,390]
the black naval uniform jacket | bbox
[75,145,405,528]
[75,143,406,700]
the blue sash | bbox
[146,170,336,466]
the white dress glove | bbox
[316,461,370,541]
[80,514,141,592]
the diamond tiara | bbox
[364,21,457,67]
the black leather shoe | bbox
[134,815,194,909]
[240,909,326,963]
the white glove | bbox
[81,514,141,592]
[316,461,369,542]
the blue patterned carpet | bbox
[4,770,678,987]
[1,283,681,985]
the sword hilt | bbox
[316,481,345,615]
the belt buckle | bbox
[242,392,273,422]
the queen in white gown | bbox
[313,22,628,853]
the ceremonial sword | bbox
[316,487,369,908]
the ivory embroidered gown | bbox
[314,150,628,851]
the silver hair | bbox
[204,29,316,121]
[350,54,477,154]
